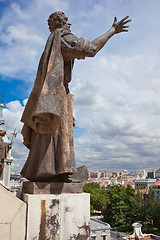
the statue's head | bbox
[48,11,71,32]
[0,130,6,137]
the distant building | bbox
[111,171,118,178]
[147,170,155,179]
[100,172,105,178]
[89,171,110,179]
[121,172,136,182]
[134,178,156,189]
[110,179,121,187]
[101,172,109,178]
[138,169,147,179]
[155,168,160,179]
[90,218,110,240]
[97,172,102,178]
[90,172,98,178]
[135,189,149,200]
[151,179,160,198]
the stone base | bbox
[23,193,90,240]
[22,181,83,194]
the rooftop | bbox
[151,180,160,186]
[90,218,110,230]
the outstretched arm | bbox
[87,16,131,57]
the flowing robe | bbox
[20,28,91,181]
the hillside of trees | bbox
[83,183,160,235]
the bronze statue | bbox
[20,11,131,182]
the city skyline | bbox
[1,0,160,172]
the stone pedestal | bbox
[3,157,13,189]
[23,192,90,240]
[22,181,83,194]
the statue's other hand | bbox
[112,16,131,34]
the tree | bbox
[83,182,160,234]
[104,185,136,228]
[83,182,110,214]
[145,188,155,224]
[83,182,100,192]
[129,190,145,223]
[136,185,147,190]
[153,197,160,228]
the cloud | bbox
[0,0,69,81]
[3,101,28,172]
[1,24,44,44]
[80,4,105,18]
[71,51,160,171]
[35,0,69,10]
[0,25,45,80]
[11,3,31,20]
[1,0,160,172]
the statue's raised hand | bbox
[112,16,131,34]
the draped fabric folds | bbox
[20,29,77,181]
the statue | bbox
[0,130,6,178]
[0,130,12,179]
[20,11,131,182]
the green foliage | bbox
[142,224,159,235]
[129,191,145,222]
[83,182,110,214]
[113,225,133,234]
[104,185,136,227]
[83,183,160,234]
[90,204,94,215]
[136,185,147,190]
[83,182,100,192]
[153,197,160,228]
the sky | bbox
[1,0,160,173]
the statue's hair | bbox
[48,11,67,31]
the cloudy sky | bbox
[1,0,160,173]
